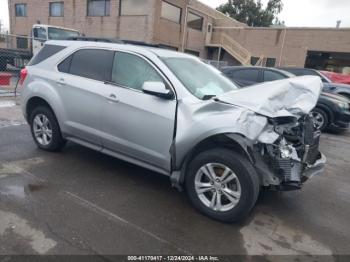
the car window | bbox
[263,70,287,82]
[293,69,317,76]
[67,49,114,81]
[232,69,259,82]
[162,57,238,99]
[28,44,66,66]
[33,27,47,40]
[57,55,72,73]
[290,69,329,83]
[111,52,164,91]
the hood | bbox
[217,76,322,119]
[321,92,350,103]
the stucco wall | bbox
[215,27,350,67]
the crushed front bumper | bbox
[302,153,327,180]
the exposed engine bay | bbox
[172,76,326,191]
[259,115,323,190]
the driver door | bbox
[101,51,177,172]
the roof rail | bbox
[66,36,123,43]
[121,40,159,48]
[66,36,160,48]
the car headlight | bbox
[338,102,349,111]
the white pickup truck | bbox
[0,24,79,71]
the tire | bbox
[29,106,66,151]
[311,108,329,131]
[185,148,260,222]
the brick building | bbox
[7,0,350,72]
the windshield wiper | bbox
[202,95,216,100]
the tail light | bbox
[19,67,28,85]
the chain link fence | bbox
[0,33,32,97]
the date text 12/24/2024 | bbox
[127,256,220,261]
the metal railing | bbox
[0,33,32,96]
[209,32,251,65]
[204,59,228,69]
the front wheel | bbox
[185,148,260,222]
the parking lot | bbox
[0,97,349,258]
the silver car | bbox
[20,41,326,222]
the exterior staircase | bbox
[207,32,252,66]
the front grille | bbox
[272,158,292,182]
[303,115,316,145]
[302,115,321,165]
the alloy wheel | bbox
[311,111,325,130]
[33,114,53,146]
[194,163,241,212]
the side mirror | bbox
[142,82,174,100]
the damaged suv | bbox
[21,41,326,222]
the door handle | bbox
[56,78,66,86]
[107,93,119,103]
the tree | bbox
[217,0,284,27]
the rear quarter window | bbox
[28,44,66,66]
[57,55,72,73]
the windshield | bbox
[162,57,238,100]
[48,27,79,40]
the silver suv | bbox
[21,41,326,222]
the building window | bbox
[251,56,259,65]
[185,49,200,57]
[266,58,276,67]
[160,1,181,24]
[50,2,64,17]
[16,37,28,49]
[15,4,27,17]
[187,12,203,31]
[87,0,110,16]
[120,0,148,16]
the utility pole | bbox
[336,20,341,28]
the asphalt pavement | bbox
[0,97,349,260]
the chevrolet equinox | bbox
[21,41,326,222]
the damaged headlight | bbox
[279,143,293,159]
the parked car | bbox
[321,71,350,85]
[21,41,325,222]
[222,66,350,131]
[278,67,350,99]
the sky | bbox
[1,0,350,32]
[200,0,350,27]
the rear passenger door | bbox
[101,51,177,172]
[56,48,114,147]
[231,69,260,87]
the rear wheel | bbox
[311,108,329,131]
[29,106,66,151]
[185,148,260,222]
